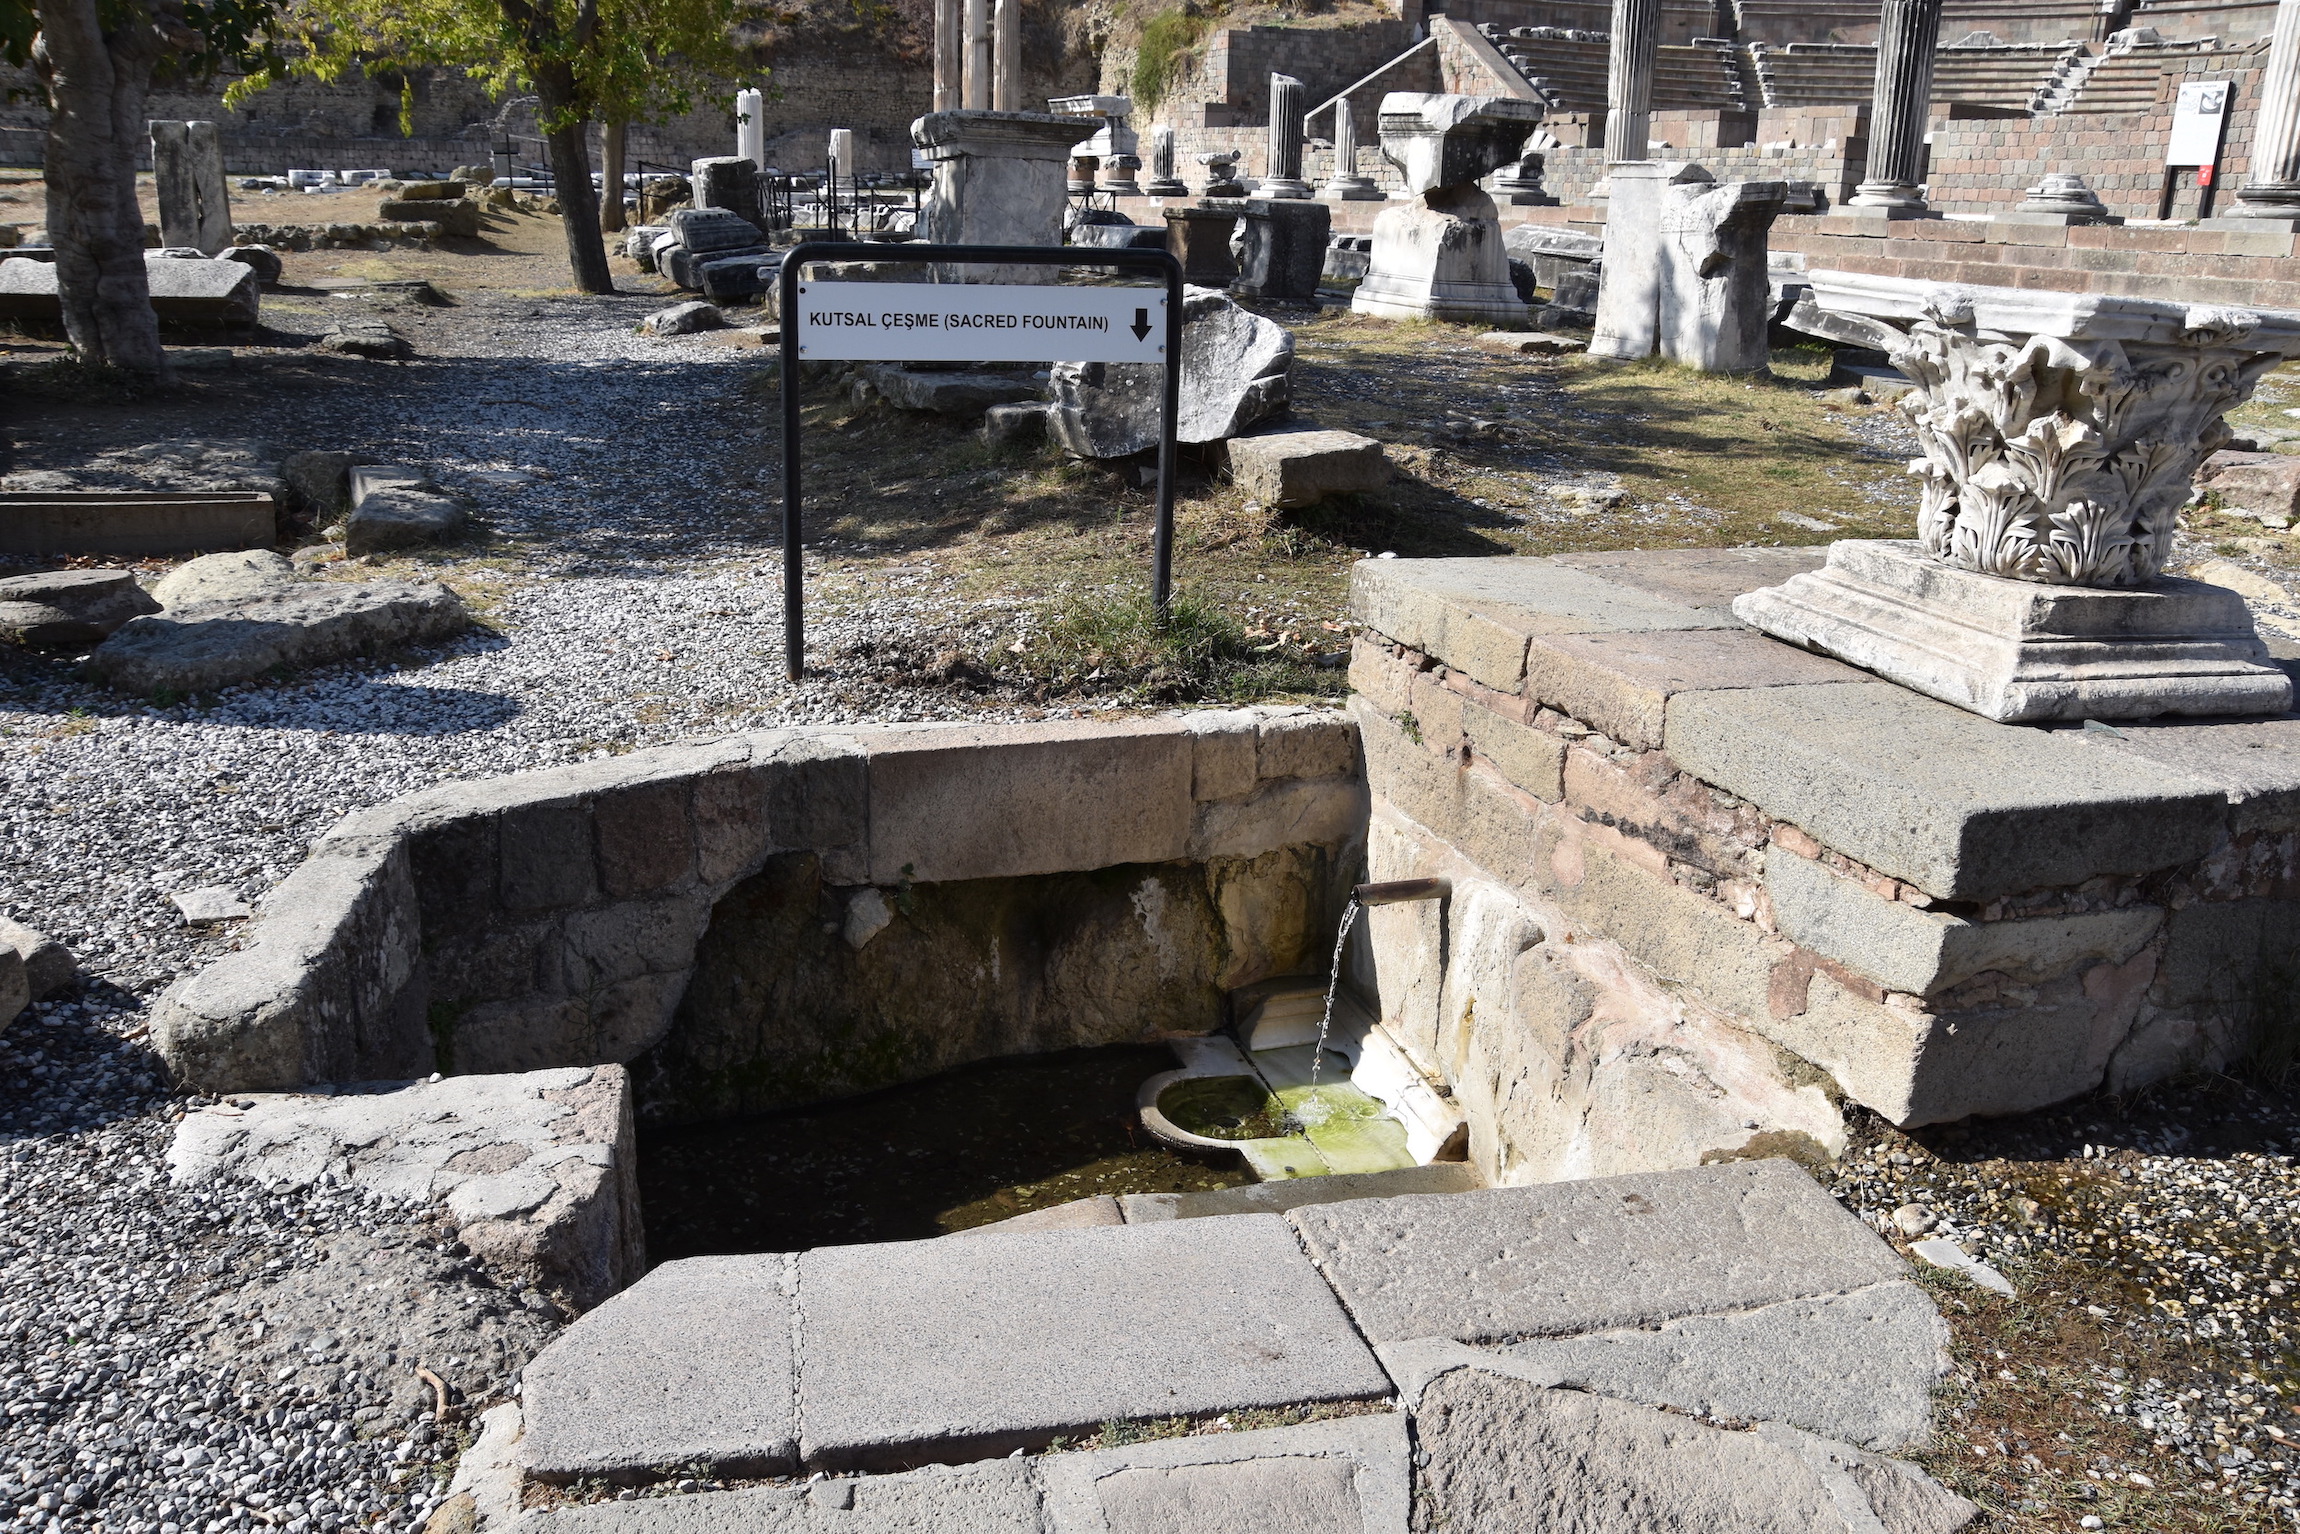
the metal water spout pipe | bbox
[1352,877,1451,906]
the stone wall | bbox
[1343,551,2298,1187]
[152,711,1368,1126]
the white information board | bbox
[793,280,1167,363]
[2168,81,2231,167]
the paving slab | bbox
[1375,1277,1946,1451]
[1408,1367,1978,1534]
[521,1254,796,1482]
[795,1216,1391,1470]
[1665,682,2229,899]
[1521,626,1869,749]
[1038,1413,1410,1534]
[1288,1160,1901,1345]
[1347,557,1719,692]
[506,1460,1046,1534]
[1549,546,1832,622]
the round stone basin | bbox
[1155,1075,1300,1141]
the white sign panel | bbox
[794,281,1167,363]
[2168,81,2230,167]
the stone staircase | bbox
[507,1161,1978,1531]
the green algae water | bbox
[639,1043,1252,1257]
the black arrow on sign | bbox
[1130,307,1151,342]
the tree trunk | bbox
[535,61,612,293]
[33,0,169,371]
[599,118,627,234]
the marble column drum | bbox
[1319,102,1382,200]
[1264,74,1313,198]
[1849,0,1944,209]
[1144,126,1188,196]
[933,0,962,112]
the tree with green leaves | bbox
[237,0,748,293]
[3,0,275,369]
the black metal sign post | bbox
[778,241,1185,681]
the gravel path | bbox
[1,293,1036,1534]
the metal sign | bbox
[778,242,1185,680]
[2168,81,2231,167]
[794,280,1169,363]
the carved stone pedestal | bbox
[1751,269,2300,721]
[1734,541,2292,723]
[914,110,1100,281]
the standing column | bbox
[2233,0,2300,217]
[1318,100,1380,198]
[736,88,765,169]
[1264,73,1311,196]
[1144,124,1188,195]
[1848,0,1944,208]
[934,0,962,111]
[1603,0,1660,162]
[964,0,993,110]
[993,0,1022,110]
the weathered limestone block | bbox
[1046,286,1291,458]
[150,550,297,609]
[0,253,260,327]
[1593,162,1784,372]
[912,110,1098,282]
[1232,198,1329,306]
[0,918,74,1002]
[150,120,232,254]
[0,568,161,649]
[84,581,471,695]
[378,197,479,237]
[1225,429,1386,508]
[168,1066,644,1311]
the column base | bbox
[1318,178,1385,201]
[1140,179,1189,197]
[1258,178,1314,199]
[1733,540,2292,724]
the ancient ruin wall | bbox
[151,712,1368,1123]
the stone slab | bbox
[1287,1160,1901,1345]
[507,1461,1045,1533]
[1764,847,2166,996]
[1038,1413,1410,1534]
[861,718,1193,884]
[795,1216,1391,1470]
[1734,540,2293,723]
[0,567,160,648]
[955,1195,1125,1235]
[0,490,275,557]
[1347,557,1718,692]
[0,917,73,1001]
[521,1253,797,1482]
[83,580,470,695]
[1522,627,1870,749]
[1225,430,1387,509]
[1409,1368,1977,1534]
[1377,1278,1946,1451]
[1547,547,1832,621]
[1116,1162,1482,1223]
[168,1065,642,1309]
[2076,714,2300,834]
[860,364,1043,419]
[1665,683,2229,900]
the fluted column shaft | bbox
[1851,0,1943,207]
[1333,102,1357,177]
[933,0,962,111]
[1153,125,1177,183]
[963,0,992,111]
[993,0,1022,111]
[1604,0,1660,162]
[2236,0,2300,213]
[1263,73,1310,195]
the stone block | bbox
[1347,557,1716,692]
[1039,1413,1410,1533]
[1664,683,2230,900]
[1226,430,1387,509]
[505,1462,1045,1534]
[1765,848,2165,996]
[1289,1160,1901,1345]
[150,550,295,609]
[858,364,1043,420]
[794,1216,1390,1469]
[499,803,598,913]
[2198,449,2300,525]
[594,779,697,899]
[0,918,73,1001]
[378,197,479,237]
[1256,707,1356,781]
[1181,709,1260,801]
[0,568,160,649]
[1548,547,1828,620]
[2077,715,2300,834]
[1562,833,1777,1023]
[1351,696,1470,846]
[642,301,724,336]
[861,718,1192,884]
[344,487,466,554]
[1521,628,1861,748]
[83,581,471,696]
[1408,1370,1976,1534]
[0,488,275,558]
[756,732,870,857]
[1463,702,1563,801]
[521,1253,796,1482]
